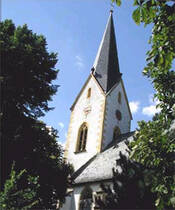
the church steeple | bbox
[64,11,132,172]
[93,11,121,93]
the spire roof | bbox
[92,12,121,93]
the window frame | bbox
[87,88,91,98]
[118,91,121,104]
[75,123,88,153]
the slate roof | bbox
[93,11,121,93]
[73,132,134,184]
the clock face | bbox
[116,110,122,120]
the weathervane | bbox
[110,1,114,13]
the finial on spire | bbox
[110,2,114,13]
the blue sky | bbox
[2,0,159,146]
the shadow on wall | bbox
[60,191,76,210]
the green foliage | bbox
[130,116,175,209]
[114,0,175,118]
[131,1,175,208]
[0,19,73,208]
[134,1,175,119]
[0,164,39,210]
[95,152,156,209]
[1,19,58,119]
[110,1,175,209]
[112,0,175,117]
[112,0,121,7]
[10,118,73,208]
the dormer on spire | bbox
[93,12,121,93]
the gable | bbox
[120,79,132,120]
[106,80,132,120]
[70,74,105,111]
[101,80,132,149]
[65,74,106,171]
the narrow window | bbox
[76,123,88,152]
[113,126,121,142]
[94,191,107,209]
[87,88,91,98]
[79,186,92,210]
[118,92,121,104]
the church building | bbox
[62,11,134,210]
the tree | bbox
[96,1,175,209]
[10,118,73,208]
[0,164,39,210]
[130,116,175,209]
[1,20,73,208]
[126,1,175,208]
[113,0,175,118]
[95,152,156,209]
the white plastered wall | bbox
[102,81,131,149]
[65,76,105,171]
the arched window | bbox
[118,91,121,104]
[76,123,88,152]
[113,126,121,142]
[79,186,92,210]
[87,88,91,98]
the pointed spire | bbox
[92,12,121,93]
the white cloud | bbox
[148,94,159,105]
[75,55,84,69]
[58,122,64,129]
[64,132,67,138]
[142,105,159,116]
[142,94,161,116]
[59,141,65,149]
[129,101,140,114]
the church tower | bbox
[64,11,132,171]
